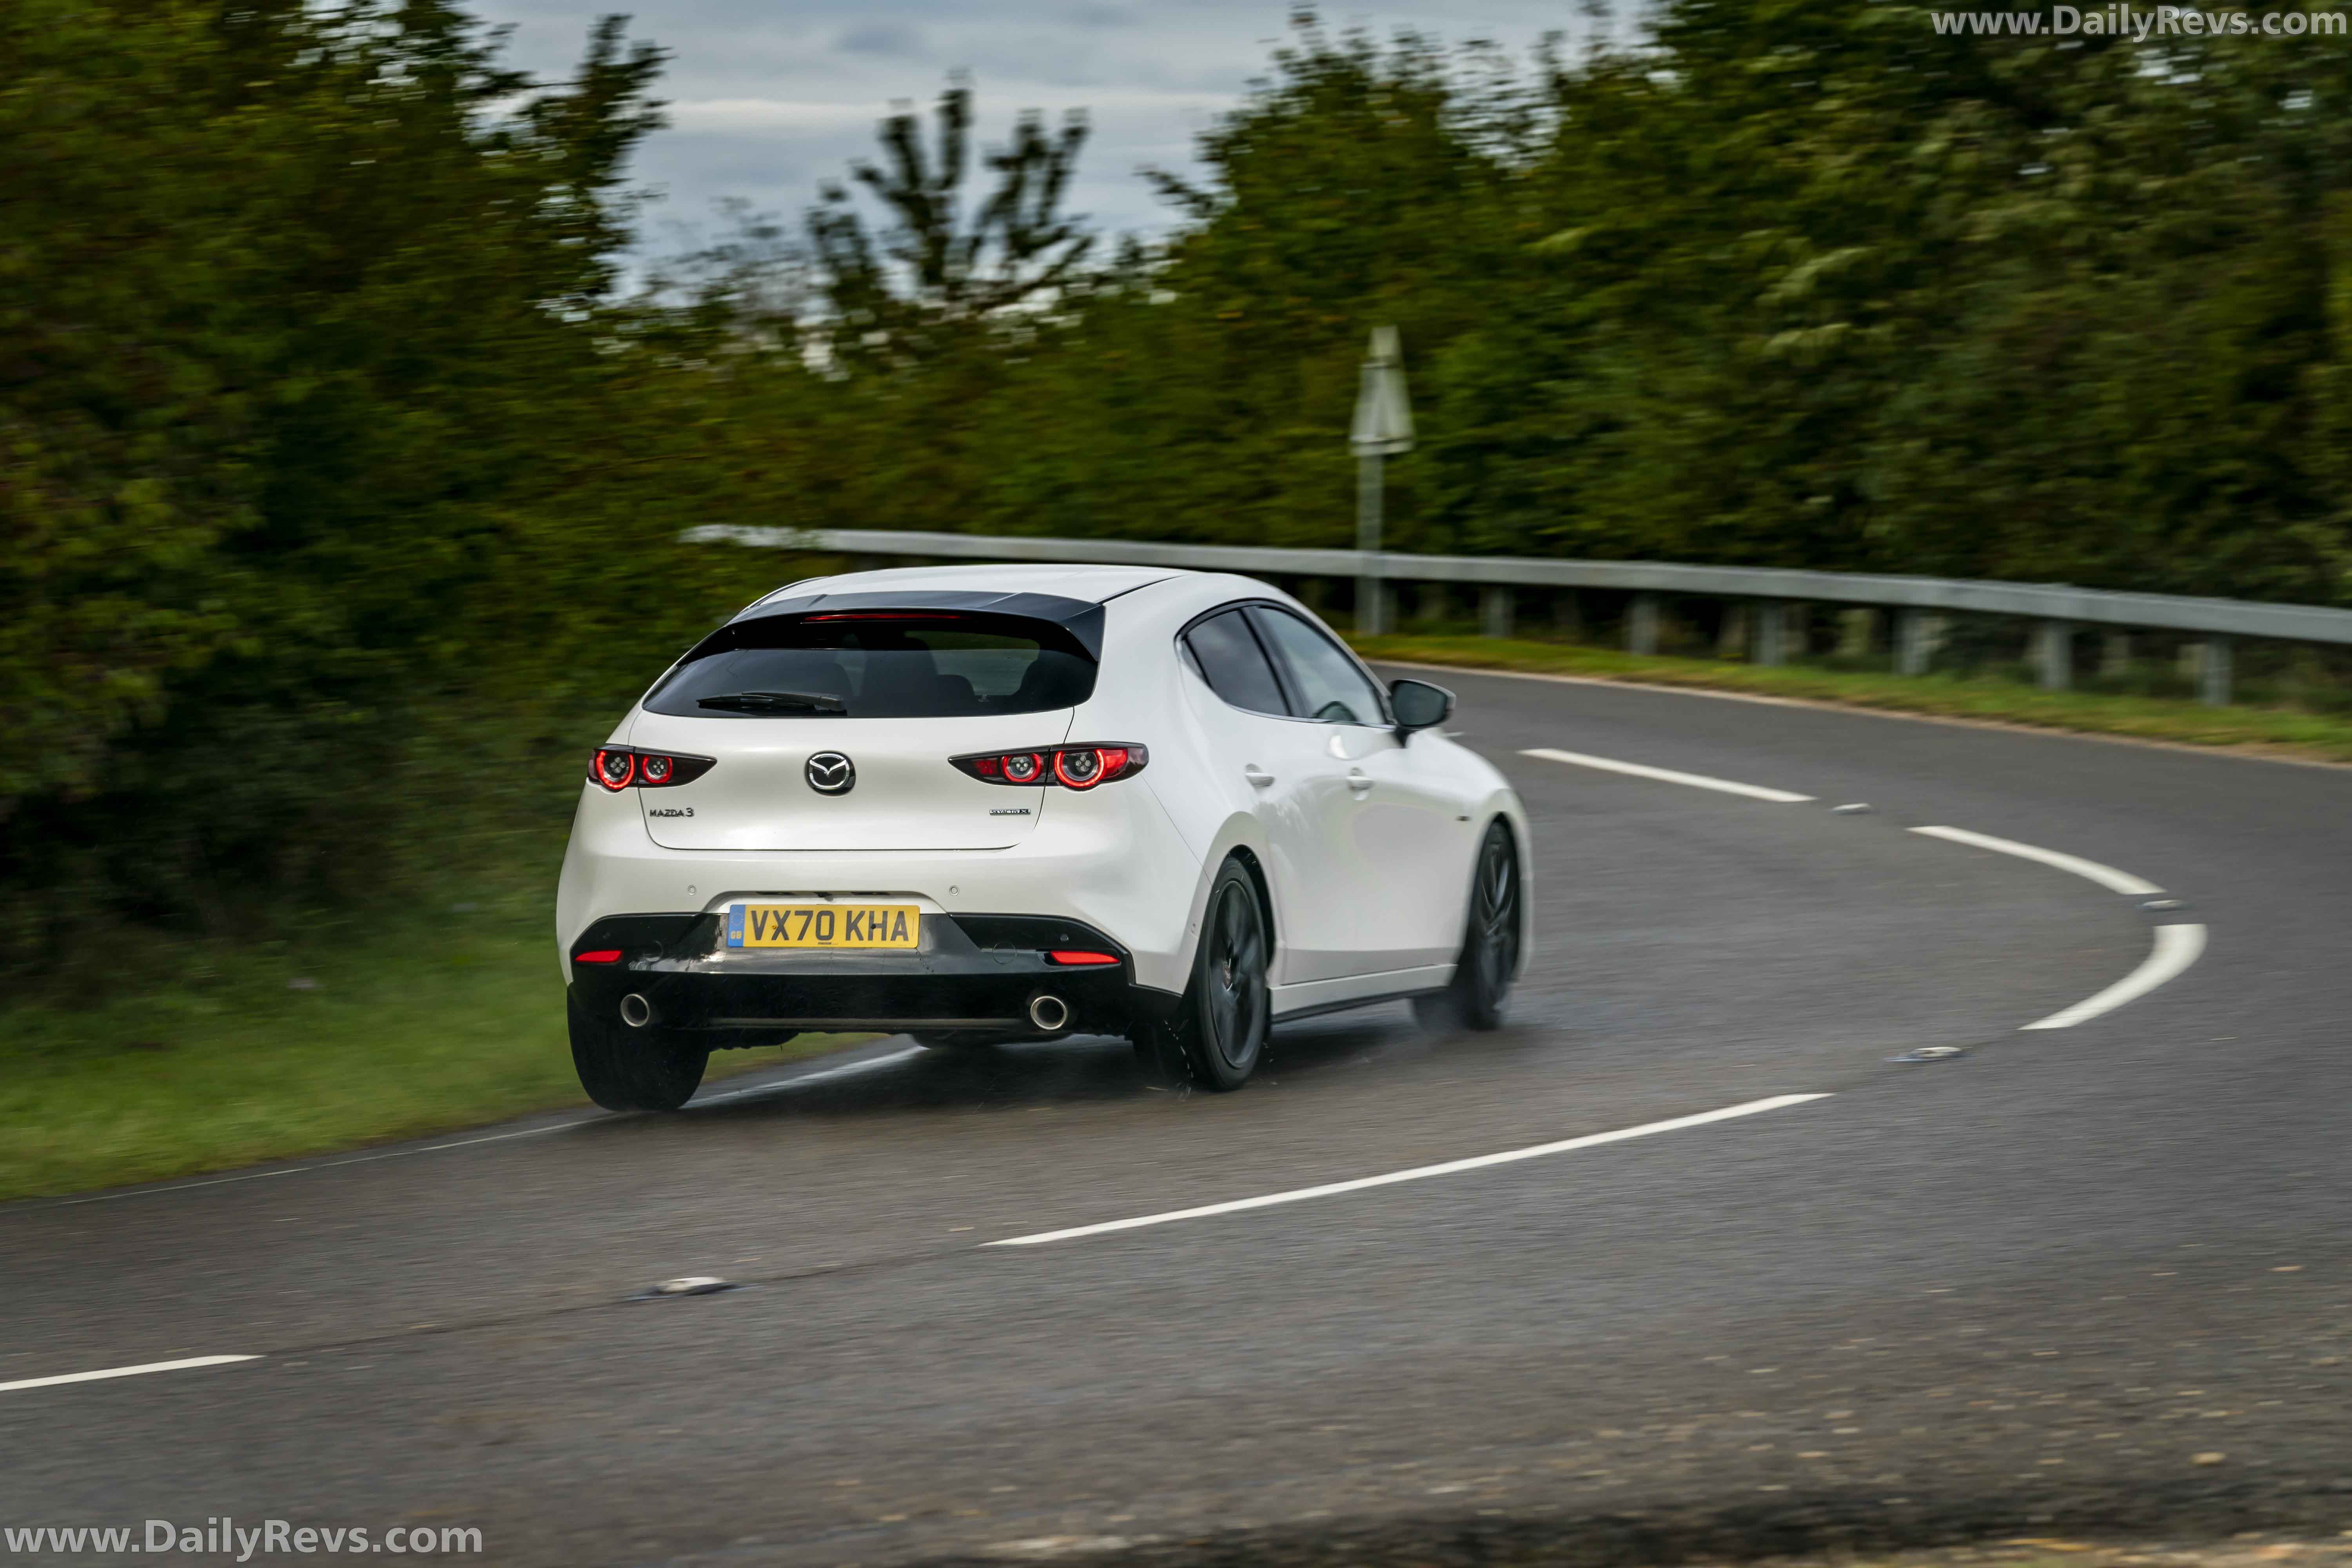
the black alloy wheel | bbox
[1137,858,1270,1091]
[1414,819,1521,1033]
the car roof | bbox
[755,563,1180,607]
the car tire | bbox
[1413,819,1521,1034]
[1136,858,1270,1091]
[568,991,709,1111]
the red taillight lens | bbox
[1053,746,1136,789]
[587,748,713,790]
[951,744,1147,788]
[573,949,623,965]
[1047,950,1120,966]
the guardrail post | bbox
[1480,586,1513,639]
[2033,619,2074,690]
[2101,632,2132,678]
[1894,609,1943,675]
[1626,593,1661,655]
[2199,635,2234,706]
[1716,603,1749,659]
[1752,600,1786,665]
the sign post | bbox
[1350,326,1414,635]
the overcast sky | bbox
[474,1,1587,259]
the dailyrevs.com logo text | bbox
[1933,5,2347,35]
[3,1519,481,1557]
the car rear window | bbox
[646,612,1098,719]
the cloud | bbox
[665,99,894,133]
[475,0,1587,244]
[836,23,927,58]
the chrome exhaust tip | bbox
[619,993,655,1029]
[1027,993,1070,1032]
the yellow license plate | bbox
[727,903,920,950]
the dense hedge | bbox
[7,0,2351,960]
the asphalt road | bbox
[5,669,2350,1567]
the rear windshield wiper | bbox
[694,690,847,714]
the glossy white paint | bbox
[557,565,1533,1017]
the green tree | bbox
[808,82,1093,359]
[1,0,674,941]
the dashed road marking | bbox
[2022,922,2208,1031]
[1907,825,2201,1028]
[1909,825,2164,896]
[0,1356,260,1395]
[989,1094,1834,1247]
[1521,748,1813,803]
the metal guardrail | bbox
[684,524,2352,706]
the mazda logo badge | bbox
[804,751,856,796]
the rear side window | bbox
[1183,609,1288,716]
[1247,607,1387,726]
[647,612,1097,719]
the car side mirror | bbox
[1389,677,1454,735]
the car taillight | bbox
[951,744,1148,790]
[573,949,623,965]
[587,747,715,791]
[1047,950,1120,966]
[591,748,635,791]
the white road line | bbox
[0,1356,260,1395]
[56,1165,313,1207]
[1520,748,1814,803]
[1908,825,2164,896]
[688,1045,924,1107]
[52,1045,915,1207]
[2022,923,2208,1030]
[1905,825,2201,1028]
[319,1120,593,1168]
[989,1093,1833,1247]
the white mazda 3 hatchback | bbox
[556,564,1531,1110]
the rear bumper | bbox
[566,911,1179,1044]
[555,768,1209,995]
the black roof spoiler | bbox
[726,589,1108,659]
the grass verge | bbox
[0,897,864,1202]
[1351,633,2352,764]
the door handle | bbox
[1347,768,1374,794]
[1243,765,1275,789]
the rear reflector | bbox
[1046,950,1120,966]
[573,949,623,965]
